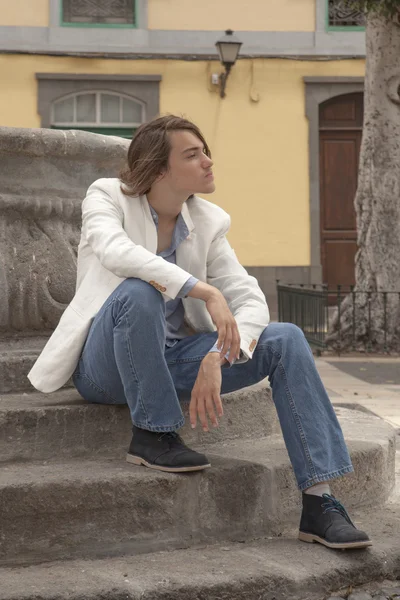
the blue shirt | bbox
[150,206,223,358]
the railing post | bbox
[367,291,372,353]
[351,285,356,351]
[337,285,342,356]
[276,279,281,322]
[312,284,317,336]
[323,284,328,349]
[383,292,388,354]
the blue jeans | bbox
[73,278,353,491]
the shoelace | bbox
[321,493,355,527]
[157,431,185,445]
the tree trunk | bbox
[328,12,400,352]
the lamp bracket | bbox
[219,64,232,98]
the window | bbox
[51,91,144,138]
[36,74,161,130]
[62,0,136,27]
[327,0,365,30]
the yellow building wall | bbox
[148,0,315,31]
[0,0,49,26]
[0,54,365,267]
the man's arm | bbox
[206,222,270,360]
[189,225,270,431]
[82,179,192,300]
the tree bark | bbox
[328,12,400,352]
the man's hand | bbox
[190,352,224,431]
[188,281,241,364]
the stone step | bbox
[1,498,400,600]
[0,382,278,462]
[0,408,395,566]
[0,338,48,394]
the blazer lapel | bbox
[141,194,157,253]
[181,201,195,234]
[176,201,196,273]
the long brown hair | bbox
[120,115,211,197]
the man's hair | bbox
[120,114,211,197]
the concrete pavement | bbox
[316,356,400,431]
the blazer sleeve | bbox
[81,180,192,300]
[206,217,270,359]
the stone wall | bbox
[0,127,129,337]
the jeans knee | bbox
[275,322,305,344]
[258,322,305,351]
[114,278,165,315]
[264,323,306,360]
[267,323,305,351]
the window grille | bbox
[62,0,135,25]
[52,92,143,126]
[51,91,144,137]
[328,0,365,27]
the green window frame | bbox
[326,0,365,31]
[60,0,138,29]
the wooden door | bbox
[319,92,363,292]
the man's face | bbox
[162,130,215,196]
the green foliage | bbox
[346,0,400,17]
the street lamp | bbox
[215,29,242,98]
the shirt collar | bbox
[146,198,195,234]
[149,205,189,257]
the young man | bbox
[28,115,371,551]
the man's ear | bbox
[154,170,166,184]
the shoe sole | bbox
[126,454,211,473]
[298,531,372,549]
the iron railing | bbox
[277,282,400,354]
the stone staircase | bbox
[0,372,396,574]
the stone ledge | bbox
[0,126,129,160]
[0,501,399,600]
[0,382,278,461]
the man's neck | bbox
[147,188,188,225]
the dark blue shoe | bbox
[127,426,211,473]
[299,493,372,549]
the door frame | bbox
[304,76,364,284]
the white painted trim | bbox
[316,0,327,32]
[36,73,161,81]
[49,0,59,27]
[136,0,148,29]
[0,26,366,57]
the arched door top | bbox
[319,92,364,129]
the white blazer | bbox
[28,178,270,393]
